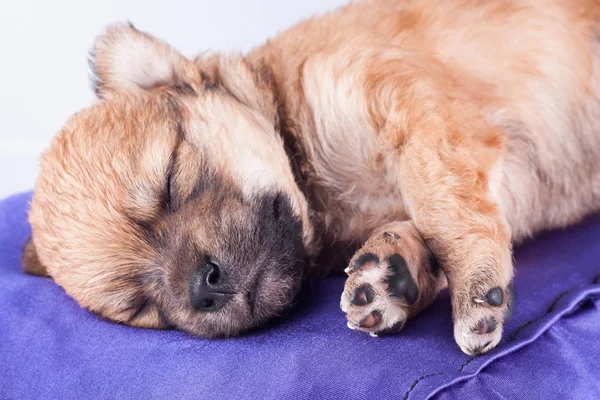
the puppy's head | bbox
[24,23,315,337]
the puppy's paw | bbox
[453,283,515,355]
[340,222,446,336]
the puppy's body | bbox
[24,0,600,355]
[251,0,600,244]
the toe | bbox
[455,313,503,355]
[470,340,493,355]
[340,299,348,312]
[457,329,501,356]
[374,320,405,336]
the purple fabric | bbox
[1,191,599,399]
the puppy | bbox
[23,0,600,355]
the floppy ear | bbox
[199,54,279,124]
[89,23,199,98]
[22,238,48,277]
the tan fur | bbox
[24,1,600,354]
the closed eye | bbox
[165,151,177,212]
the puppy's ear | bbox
[89,23,198,98]
[22,238,48,277]
[199,55,278,123]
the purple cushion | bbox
[1,192,599,399]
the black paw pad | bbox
[353,252,379,270]
[350,284,375,306]
[503,283,515,322]
[375,320,404,336]
[484,287,504,306]
[359,310,382,328]
[386,254,418,305]
[472,317,497,334]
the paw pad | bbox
[350,284,375,306]
[472,316,497,334]
[483,287,504,306]
[386,254,418,305]
[473,286,505,306]
[353,252,379,271]
[359,310,382,328]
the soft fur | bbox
[23,0,600,355]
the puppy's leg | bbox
[341,221,447,336]
[395,98,514,356]
[306,46,514,353]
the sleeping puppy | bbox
[23,0,600,355]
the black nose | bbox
[190,261,233,312]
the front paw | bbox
[453,283,515,355]
[340,223,445,336]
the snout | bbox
[161,191,308,337]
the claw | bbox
[340,300,348,312]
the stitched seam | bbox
[508,289,573,341]
[403,373,444,400]
[402,273,600,399]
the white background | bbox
[0,0,347,198]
